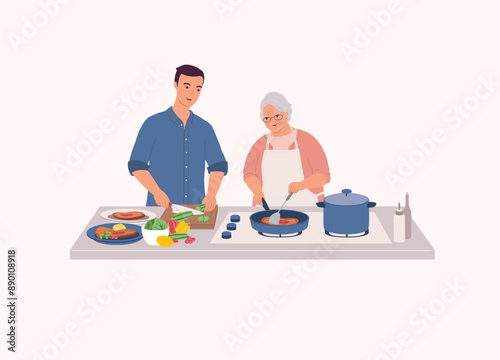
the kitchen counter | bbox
[70,206,434,260]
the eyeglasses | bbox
[263,114,283,122]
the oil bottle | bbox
[403,192,412,239]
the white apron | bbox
[261,129,319,207]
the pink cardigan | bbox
[243,129,331,202]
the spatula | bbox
[269,192,293,225]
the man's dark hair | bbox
[174,64,204,84]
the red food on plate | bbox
[110,229,138,238]
[112,212,145,220]
[260,217,299,225]
[95,227,138,239]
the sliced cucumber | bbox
[195,204,206,212]
[168,233,188,240]
[196,215,210,223]
[172,211,193,221]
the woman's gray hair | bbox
[260,92,292,122]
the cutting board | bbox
[160,204,218,229]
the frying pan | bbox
[249,198,309,237]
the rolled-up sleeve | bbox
[207,161,228,174]
[128,119,156,175]
[204,124,228,175]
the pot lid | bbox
[324,189,369,206]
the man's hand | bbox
[202,195,217,212]
[153,190,170,208]
[253,192,265,206]
[288,181,306,194]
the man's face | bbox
[263,104,288,134]
[174,74,203,107]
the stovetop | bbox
[211,211,391,245]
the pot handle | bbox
[316,202,325,208]
[368,202,377,208]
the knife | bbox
[170,203,204,215]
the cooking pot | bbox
[316,189,376,237]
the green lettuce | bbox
[144,218,168,230]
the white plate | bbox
[100,209,157,224]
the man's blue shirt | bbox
[128,107,227,206]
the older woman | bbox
[243,92,331,206]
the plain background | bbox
[1,0,499,358]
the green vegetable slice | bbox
[168,233,188,240]
[172,211,194,221]
[195,204,206,212]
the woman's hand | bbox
[288,181,306,194]
[153,190,170,208]
[253,192,265,206]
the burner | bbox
[258,231,302,238]
[324,229,369,238]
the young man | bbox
[128,64,227,211]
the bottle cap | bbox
[395,202,403,215]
